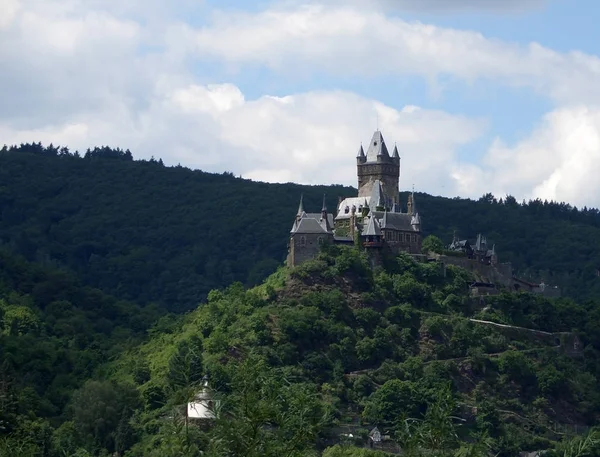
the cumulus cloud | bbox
[187,5,600,105]
[0,0,21,29]
[319,0,545,13]
[451,106,600,208]
[2,0,600,208]
[0,81,486,197]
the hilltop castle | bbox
[287,131,422,267]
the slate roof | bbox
[335,197,370,219]
[363,215,382,236]
[372,210,419,231]
[371,180,385,209]
[357,144,365,158]
[291,213,334,234]
[365,130,390,162]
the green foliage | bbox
[204,357,329,457]
[0,250,155,456]
[3,143,600,315]
[0,167,598,457]
[70,380,141,453]
[363,380,425,422]
[421,235,445,255]
[322,445,392,456]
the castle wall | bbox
[287,233,331,267]
[437,255,513,286]
[357,163,399,204]
[386,238,421,255]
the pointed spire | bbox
[297,194,304,216]
[363,214,382,236]
[357,143,365,158]
[392,144,400,159]
[411,186,417,215]
[382,208,389,228]
[365,131,390,162]
[321,194,330,231]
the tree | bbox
[421,235,445,255]
[205,357,329,457]
[363,379,424,423]
[70,380,140,453]
[167,335,204,392]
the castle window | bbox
[300,236,307,246]
[318,236,324,245]
[344,206,350,214]
[412,235,417,243]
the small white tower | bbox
[187,378,217,420]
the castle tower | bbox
[357,131,400,207]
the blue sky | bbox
[2,0,600,207]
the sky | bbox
[2,0,600,208]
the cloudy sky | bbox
[2,0,600,207]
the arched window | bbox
[300,236,307,246]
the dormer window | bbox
[344,206,350,214]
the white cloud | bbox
[451,106,600,207]
[0,0,21,29]
[187,5,600,106]
[0,82,486,196]
[319,0,545,13]
[3,0,600,209]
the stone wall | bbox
[437,254,514,287]
[287,233,331,267]
[357,162,400,205]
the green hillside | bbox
[0,143,599,313]
[21,245,596,457]
[0,249,162,455]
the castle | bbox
[287,130,422,267]
[448,233,498,266]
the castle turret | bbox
[297,194,304,219]
[357,144,366,165]
[392,144,400,166]
[407,192,414,216]
[357,131,400,206]
[321,194,330,231]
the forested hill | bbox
[1,142,600,311]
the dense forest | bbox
[4,244,600,455]
[0,143,599,313]
[2,142,600,456]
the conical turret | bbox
[392,144,400,165]
[357,143,366,164]
[297,194,304,216]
